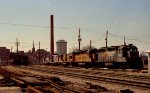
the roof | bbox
[56,40,67,43]
[118,45,125,49]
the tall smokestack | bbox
[50,15,54,55]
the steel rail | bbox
[14,66,150,90]
[24,66,150,89]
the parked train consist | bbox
[10,53,29,65]
[52,44,143,69]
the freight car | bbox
[11,53,29,65]
[52,44,143,69]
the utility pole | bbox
[15,38,20,54]
[78,28,82,51]
[124,36,126,46]
[39,42,41,65]
[90,40,92,49]
[105,30,108,48]
[11,46,13,53]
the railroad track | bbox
[24,66,150,82]
[20,66,150,89]
[42,70,150,89]
[0,67,79,93]
[0,67,98,93]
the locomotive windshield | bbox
[119,45,138,52]
[125,46,138,52]
[130,47,137,52]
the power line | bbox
[0,21,77,29]
[1,21,149,48]
[0,21,108,33]
[0,21,49,28]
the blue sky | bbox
[0,0,150,52]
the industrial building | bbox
[0,47,10,65]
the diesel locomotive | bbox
[52,44,143,69]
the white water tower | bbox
[56,40,67,54]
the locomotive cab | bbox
[117,44,143,69]
[88,48,98,62]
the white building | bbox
[146,50,150,74]
[56,40,67,54]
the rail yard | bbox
[0,15,149,93]
[0,65,149,93]
[0,0,150,93]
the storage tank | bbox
[56,40,67,54]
